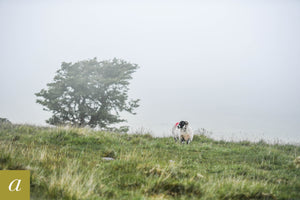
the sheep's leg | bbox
[181,136,185,144]
[186,139,191,144]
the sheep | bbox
[172,121,193,144]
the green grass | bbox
[0,123,299,199]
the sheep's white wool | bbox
[180,125,193,144]
[172,123,181,142]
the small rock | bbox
[196,173,204,178]
[102,157,115,161]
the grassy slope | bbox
[0,124,299,200]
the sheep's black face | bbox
[178,121,188,129]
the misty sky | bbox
[0,0,299,143]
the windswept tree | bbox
[35,58,140,128]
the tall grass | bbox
[0,124,299,199]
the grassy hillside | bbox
[0,123,299,199]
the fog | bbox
[0,0,299,143]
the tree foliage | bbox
[0,117,11,124]
[35,58,140,128]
